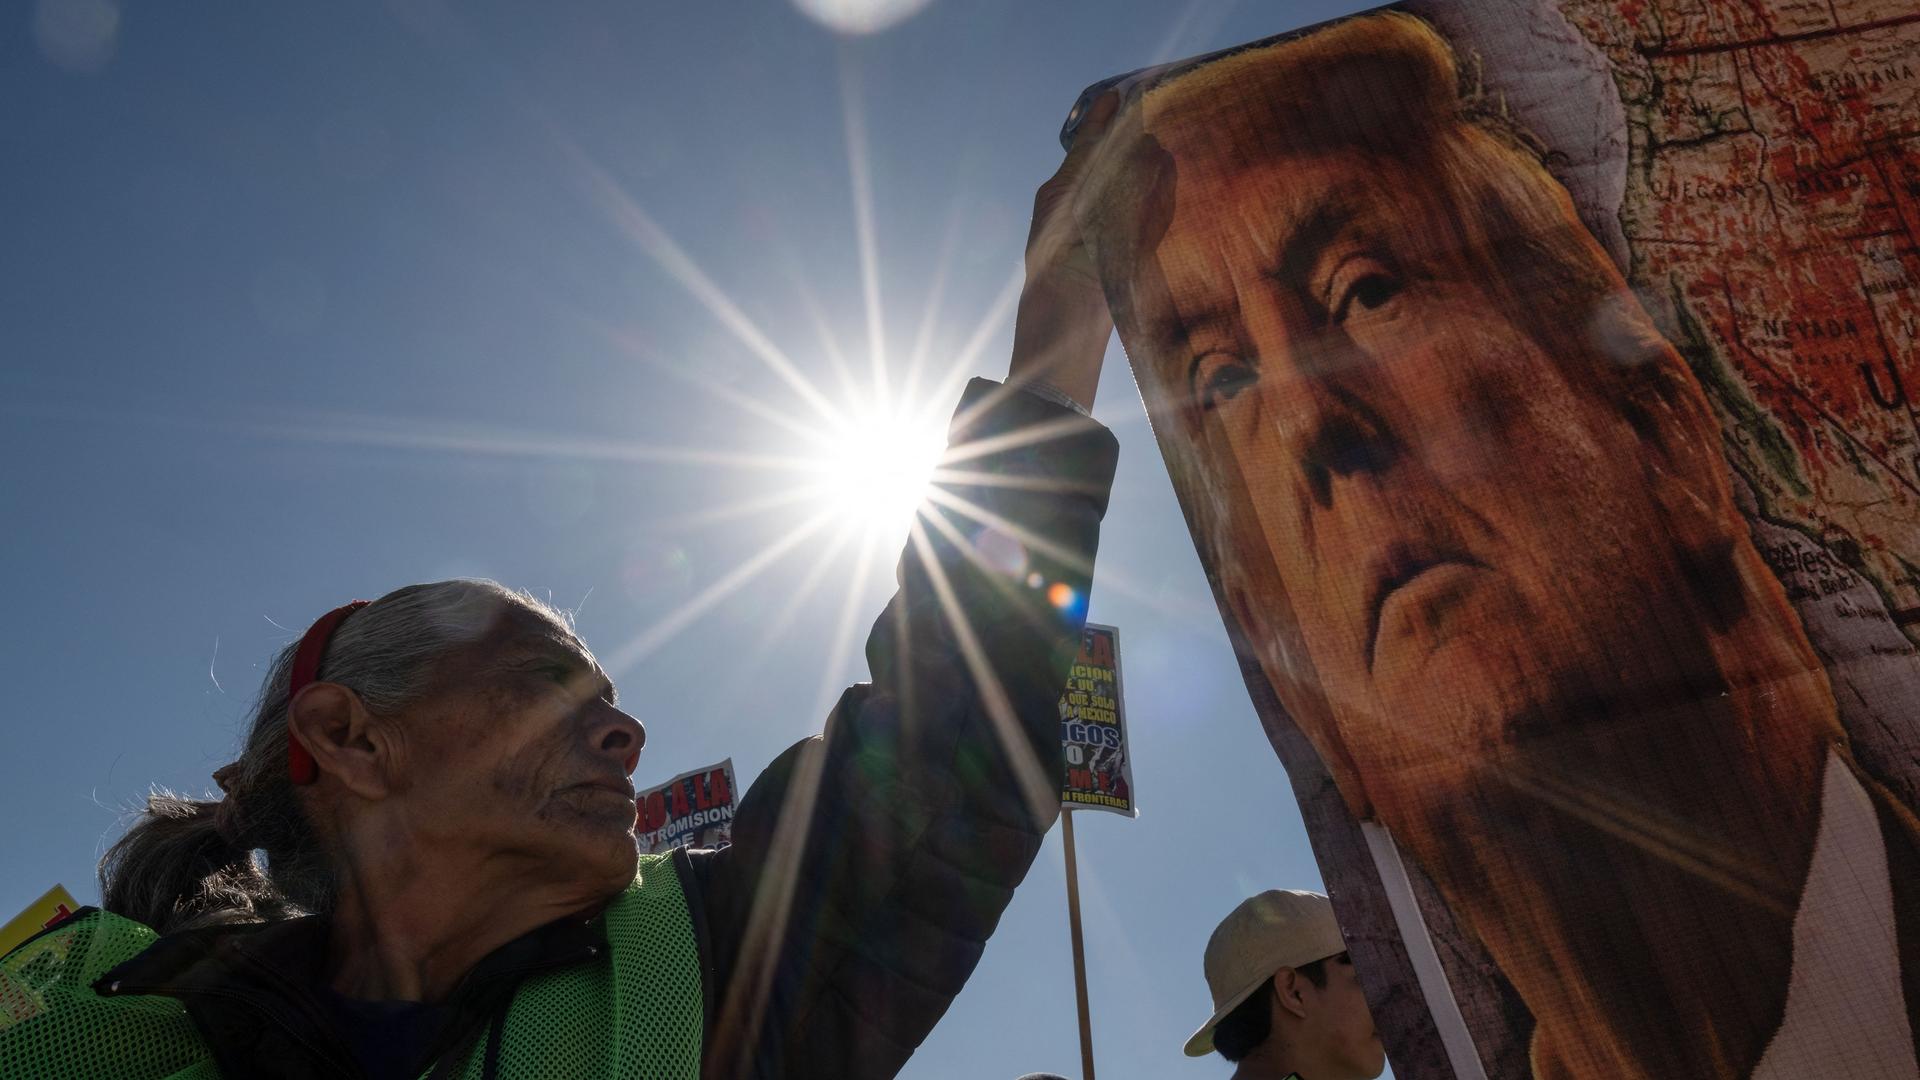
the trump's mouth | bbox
[1364,542,1489,671]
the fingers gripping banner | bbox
[1070,3,1920,1076]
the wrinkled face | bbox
[388,605,645,892]
[1294,954,1387,1079]
[1119,127,1730,819]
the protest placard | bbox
[636,759,738,855]
[0,885,79,957]
[1059,622,1133,817]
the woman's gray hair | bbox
[100,579,573,934]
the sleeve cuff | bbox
[946,378,1120,521]
[1013,379,1092,417]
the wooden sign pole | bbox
[1062,809,1096,1080]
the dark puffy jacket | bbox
[91,377,1119,1079]
[690,377,1117,1077]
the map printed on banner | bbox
[1410,0,1920,787]
[636,758,738,855]
[1058,623,1135,817]
[1554,0,1920,757]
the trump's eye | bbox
[1326,255,1403,324]
[1193,352,1257,411]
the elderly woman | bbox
[0,105,1123,1080]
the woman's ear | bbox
[287,682,392,801]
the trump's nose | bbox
[1291,391,1397,509]
[1242,299,1401,510]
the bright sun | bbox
[808,404,948,537]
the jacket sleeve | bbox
[685,377,1119,1079]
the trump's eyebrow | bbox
[1148,305,1234,348]
[1268,201,1362,299]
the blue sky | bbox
[2,1,1383,1075]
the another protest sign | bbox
[0,885,80,958]
[1058,622,1134,817]
[636,759,738,854]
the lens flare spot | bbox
[35,0,119,74]
[974,525,1027,578]
[622,540,694,606]
[1048,583,1079,612]
[791,0,934,35]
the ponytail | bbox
[98,791,294,933]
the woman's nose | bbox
[589,702,646,774]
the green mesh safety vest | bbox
[0,853,702,1080]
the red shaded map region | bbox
[1567,0,1920,631]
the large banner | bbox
[1070,3,1920,1076]
[636,759,738,855]
[1059,622,1136,816]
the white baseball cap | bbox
[1183,889,1347,1057]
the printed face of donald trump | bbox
[1087,12,1825,831]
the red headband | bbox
[286,600,370,785]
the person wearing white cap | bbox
[1184,890,1385,1079]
